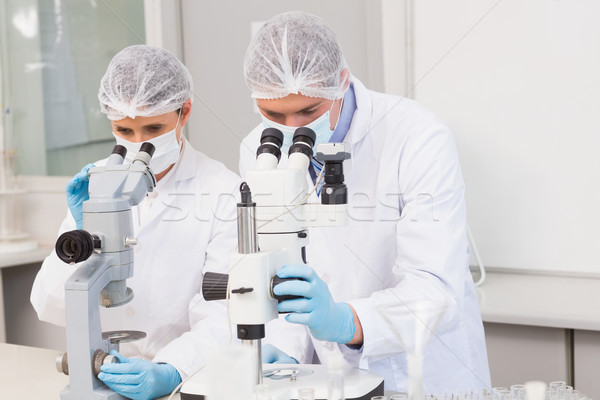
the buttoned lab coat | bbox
[31,139,241,378]
[240,78,491,393]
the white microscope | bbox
[54,143,156,399]
[182,128,384,399]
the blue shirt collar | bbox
[330,82,357,143]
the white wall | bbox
[411,0,600,274]
[180,0,385,172]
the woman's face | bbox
[111,99,192,142]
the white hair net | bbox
[98,45,193,121]
[244,11,350,100]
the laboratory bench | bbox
[0,341,181,399]
[0,342,403,399]
[477,269,600,398]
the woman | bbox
[31,45,240,399]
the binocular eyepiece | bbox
[109,143,156,167]
[256,127,317,160]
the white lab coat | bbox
[240,78,491,393]
[31,138,241,378]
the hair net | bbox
[244,11,350,100]
[98,45,193,120]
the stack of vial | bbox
[368,381,592,400]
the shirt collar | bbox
[330,82,357,143]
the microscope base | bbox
[60,385,126,400]
[181,363,384,400]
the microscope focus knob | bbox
[202,272,229,301]
[271,276,304,302]
[55,230,101,264]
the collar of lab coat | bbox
[343,75,373,146]
[169,136,197,183]
[136,136,197,232]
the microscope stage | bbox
[180,363,384,400]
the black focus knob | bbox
[55,230,100,264]
[202,272,229,301]
[270,275,304,302]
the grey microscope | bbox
[54,143,156,399]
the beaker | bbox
[376,298,450,400]
[254,383,272,400]
[298,387,315,400]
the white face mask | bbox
[112,114,182,174]
[260,99,341,156]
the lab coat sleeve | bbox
[347,123,469,365]
[30,210,82,326]
[152,178,241,378]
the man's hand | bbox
[274,264,355,344]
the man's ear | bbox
[339,68,351,92]
[180,98,192,126]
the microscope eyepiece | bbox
[260,128,284,148]
[131,142,156,167]
[139,142,155,157]
[292,127,316,147]
[55,230,101,264]
[111,145,127,159]
[257,128,284,161]
[288,127,316,158]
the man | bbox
[31,45,240,400]
[240,11,491,394]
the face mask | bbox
[112,114,182,174]
[260,100,341,156]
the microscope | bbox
[54,143,156,399]
[181,128,384,399]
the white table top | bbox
[0,342,405,399]
[1,342,69,399]
[477,270,600,331]
[0,245,53,269]
[0,342,180,400]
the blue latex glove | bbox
[98,351,182,400]
[274,264,355,344]
[66,163,94,229]
[262,344,298,364]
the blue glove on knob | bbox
[262,344,298,364]
[274,264,355,344]
[98,351,182,400]
[66,163,94,229]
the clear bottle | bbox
[327,352,345,400]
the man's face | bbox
[256,93,342,129]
